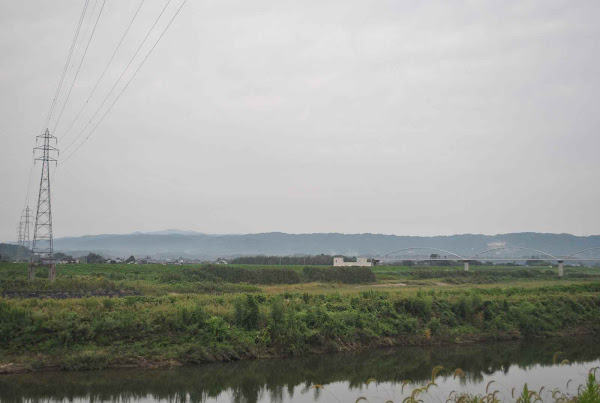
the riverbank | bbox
[1,278,599,373]
[2,335,600,403]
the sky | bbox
[1,0,600,241]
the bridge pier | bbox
[557,260,564,277]
[463,260,470,272]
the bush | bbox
[234,294,262,330]
[427,317,442,334]
[395,297,433,320]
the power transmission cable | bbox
[58,0,147,143]
[38,0,90,134]
[60,0,174,156]
[59,0,188,167]
[72,0,99,68]
[73,0,100,61]
[49,0,100,133]
[51,0,108,134]
[26,0,88,253]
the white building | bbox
[333,257,373,267]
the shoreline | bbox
[1,327,593,376]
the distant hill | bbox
[44,232,600,260]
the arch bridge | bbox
[380,246,600,277]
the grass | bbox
[0,262,600,372]
[351,366,600,403]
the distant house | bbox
[55,258,80,264]
[215,258,228,265]
[333,257,373,267]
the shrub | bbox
[395,296,433,320]
[234,295,261,330]
[427,317,442,334]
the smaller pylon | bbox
[22,206,32,252]
[16,221,24,262]
[30,129,58,281]
[17,206,32,263]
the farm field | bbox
[1,262,600,373]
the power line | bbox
[51,0,108,134]
[73,0,100,66]
[60,0,174,156]
[59,0,188,167]
[58,0,147,142]
[39,0,90,135]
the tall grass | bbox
[0,283,599,370]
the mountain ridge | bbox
[37,231,600,260]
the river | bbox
[1,336,598,402]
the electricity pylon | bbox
[16,221,24,262]
[18,206,32,263]
[30,129,58,281]
[23,206,32,251]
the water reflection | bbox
[1,336,598,403]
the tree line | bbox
[229,255,334,265]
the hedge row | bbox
[159,265,377,285]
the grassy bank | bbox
[1,263,600,372]
[1,262,600,372]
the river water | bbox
[1,336,598,403]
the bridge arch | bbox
[468,246,559,261]
[564,247,600,259]
[382,247,466,262]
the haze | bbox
[1,0,599,241]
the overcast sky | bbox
[1,0,599,241]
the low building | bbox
[333,257,373,267]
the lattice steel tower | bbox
[16,221,24,261]
[16,207,32,262]
[29,129,58,281]
[21,206,32,261]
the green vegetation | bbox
[230,254,334,265]
[0,244,30,262]
[84,253,106,264]
[355,367,600,403]
[0,262,599,372]
[0,263,375,297]
[373,264,600,285]
[302,266,376,283]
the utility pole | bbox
[29,129,58,281]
